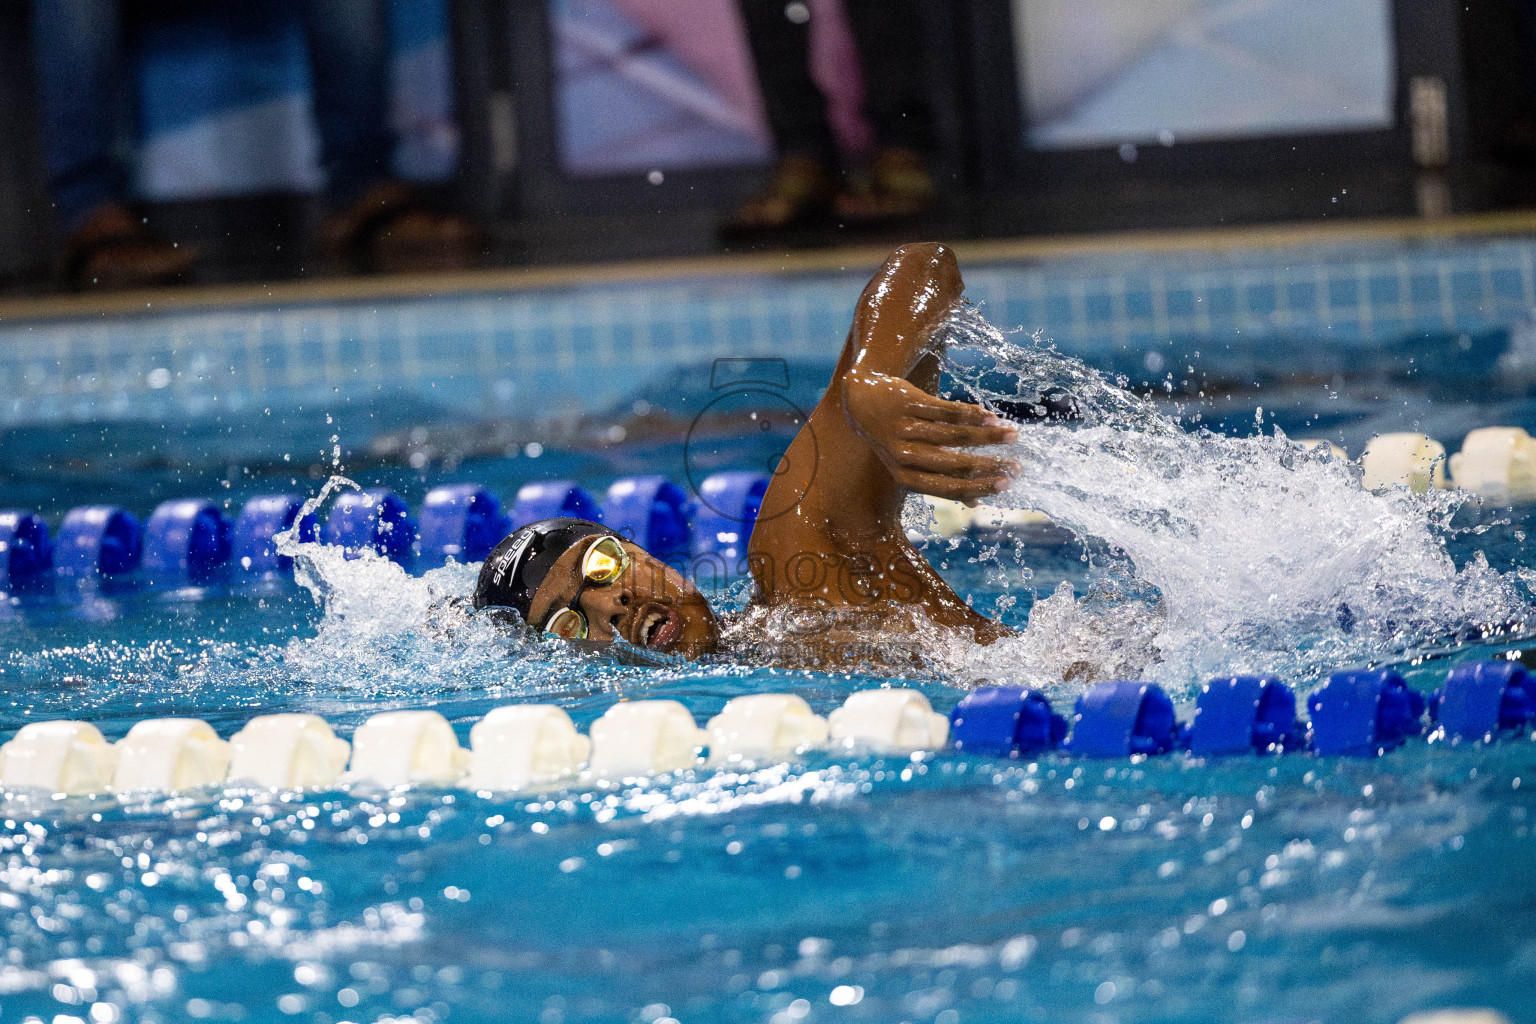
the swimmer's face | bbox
[526,539,720,658]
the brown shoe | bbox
[59,203,198,291]
[834,147,936,225]
[321,180,488,275]
[721,154,838,236]
[370,208,489,274]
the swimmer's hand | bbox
[842,369,1020,504]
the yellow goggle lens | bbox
[581,536,630,585]
[544,607,588,639]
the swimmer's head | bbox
[473,517,719,658]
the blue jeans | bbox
[32,0,394,233]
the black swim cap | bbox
[472,518,620,621]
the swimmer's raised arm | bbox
[748,242,1017,643]
[839,244,1019,505]
[474,243,1015,664]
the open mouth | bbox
[634,603,682,650]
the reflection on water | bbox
[5,305,1536,1023]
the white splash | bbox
[272,477,518,694]
[939,304,1529,691]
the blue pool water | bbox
[7,240,1536,1024]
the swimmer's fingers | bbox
[906,392,1014,432]
[902,468,1012,504]
[893,443,1018,481]
[899,417,1017,449]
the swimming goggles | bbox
[543,535,632,639]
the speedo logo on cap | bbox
[490,533,534,586]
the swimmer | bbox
[473,242,1022,666]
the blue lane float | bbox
[418,484,511,567]
[0,511,52,590]
[323,489,416,564]
[1068,681,1181,758]
[509,480,603,530]
[232,494,316,574]
[949,686,1067,757]
[691,472,769,561]
[54,506,142,579]
[1307,668,1426,756]
[142,499,231,582]
[604,476,692,560]
[1189,675,1299,756]
[1431,660,1536,742]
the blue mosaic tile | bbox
[1368,274,1401,307]
[1042,291,1074,324]
[258,343,288,371]
[1206,285,1236,318]
[609,322,636,354]
[648,320,677,353]
[1285,280,1317,313]
[568,325,597,359]
[376,334,401,366]
[1491,266,1525,300]
[1409,272,1442,306]
[1450,270,1483,305]
[726,314,754,348]
[1123,289,1154,320]
[433,332,479,366]
[1244,283,1277,316]
[1327,277,1359,310]
[764,313,795,346]
[998,296,1033,331]
[1083,292,1115,322]
[1165,289,1196,318]
[5,236,1536,428]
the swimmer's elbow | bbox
[881,242,961,302]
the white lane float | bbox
[468,705,589,791]
[1360,432,1448,493]
[588,700,707,778]
[1397,1011,1512,1024]
[227,713,351,790]
[913,496,974,538]
[971,503,1073,545]
[113,718,231,793]
[346,710,469,787]
[1449,426,1536,503]
[0,721,117,794]
[827,688,950,752]
[706,693,828,765]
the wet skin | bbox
[525,538,720,659]
[524,242,1019,660]
[746,241,1019,647]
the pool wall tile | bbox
[5,236,1536,427]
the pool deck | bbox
[5,209,1536,326]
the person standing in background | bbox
[31,0,483,291]
[724,0,937,235]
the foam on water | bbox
[268,477,775,698]
[272,477,532,695]
[938,304,1531,691]
[259,313,1532,697]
